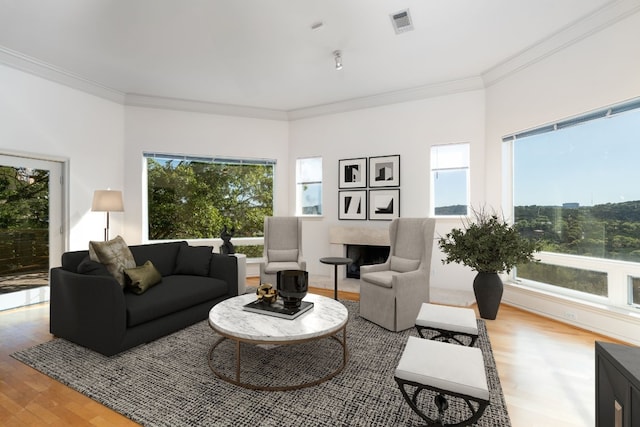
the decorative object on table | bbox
[338,190,367,220]
[438,208,541,320]
[256,283,277,304]
[260,216,306,285]
[338,157,367,188]
[242,298,314,320]
[369,189,400,220]
[277,269,308,308]
[369,154,400,187]
[219,225,235,254]
[91,189,124,241]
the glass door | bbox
[0,154,63,311]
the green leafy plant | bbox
[438,208,542,273]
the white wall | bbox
[289,90,486,291]
[0,64,125,253]
[123,106,290,244]
[485,11,640,344]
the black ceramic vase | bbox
[473,272,504,320]
[277,270,308,308]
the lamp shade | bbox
[91,190,124,212]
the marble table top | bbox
[209,293,348,343]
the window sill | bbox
[503,281,640,345]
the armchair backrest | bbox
[263,216,303,259]
[389,218,436,271]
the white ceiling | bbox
[0,0,630,114]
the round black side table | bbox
[320,257,352,300]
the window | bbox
[144,153,274,256]
[296,157,322,216]
[508,98,640,306]
[431,143,469,216]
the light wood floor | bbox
[0,281,619,426]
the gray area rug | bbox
[12,301,510,426]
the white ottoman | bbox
[415,303,479,346]
[394,336,490,426]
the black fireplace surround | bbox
[346,244,390,279]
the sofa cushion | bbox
[89,235,136,287]
[390,256,420,273]
[124,261,162,295]
[129,241,185,277]
[264,261,302,274]
[124,275,228,327]
[174,245,212,276]
[77,256,111,276]
[268,249,299,262]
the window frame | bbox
[505,98,640,309]
[430,142,470,218]
[295,156,323,217]
[142,152,275,254]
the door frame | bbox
[0,150,69,311]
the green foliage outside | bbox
[0,166,49,275]
[515,202,640,262]
[147,159,273,242]
[515,202,640,298]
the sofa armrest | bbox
[209,253,239,297]
[50,267,127,356]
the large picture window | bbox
[508,98,640,305]
[144,153,274,256]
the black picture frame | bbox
[369,155,400,187]
[338,190,367,220]
[339,157,367,189]
[369,189,400,220]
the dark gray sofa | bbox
[50,241,238,356]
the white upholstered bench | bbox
[394,336,490,426]
[414,303,479,347]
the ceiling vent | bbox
[390,9,414,34]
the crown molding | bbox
[482,0,640,87]
[124,93,288,121]
[286,77,485,121]
[0,46,125,103]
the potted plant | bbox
[438,208,541,319]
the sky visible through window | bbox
[514,108,640,207]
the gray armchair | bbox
[359,218,436,331]
[260,216,306,285]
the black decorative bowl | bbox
[277,270,308,308]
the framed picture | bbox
[369,155,400,187]
[339,157,367,188]
[339,190,367,220]
[369,189,400,220]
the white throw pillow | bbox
[390,256,420,273]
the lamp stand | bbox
[104,211,110,241]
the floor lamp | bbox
[91,190,124,241]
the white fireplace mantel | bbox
[329,226,389,247]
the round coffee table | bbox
[208,293,348,391]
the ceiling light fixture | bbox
[333,50,343,70]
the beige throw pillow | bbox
[390,256,420,273]
[124,261,162,294]
[89,235,136,287]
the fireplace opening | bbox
[345,244,390,279]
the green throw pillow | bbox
[89,235,136,287]
[124,261,162,295]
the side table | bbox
[320,257,352,300]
